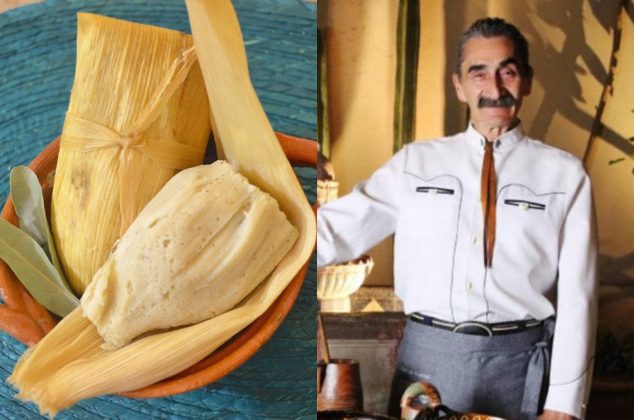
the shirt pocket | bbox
[400,174,463,247]
[496,184,566,263]
[395,174,463,312]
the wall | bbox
[321,0,399,286]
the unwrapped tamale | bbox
[52,13,211,295]
[81,161,298,349]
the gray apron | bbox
[387,318,555,420]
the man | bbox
[317,18,596,420]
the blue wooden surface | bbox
[0,0,316,418]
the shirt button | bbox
[521,202,530,211]
[471,236,477,245]
[466,281,473,291]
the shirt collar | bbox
[464,121,525,155]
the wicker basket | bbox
[317,179,339,205]
[317,256,374,312]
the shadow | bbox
[527,0,632,156]
[321,1,374,153]
[599,252,634,286]
[590,0,629,32]
[443,2,471,135]
[444,2,472,135]
[520,0,634,156]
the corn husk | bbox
[9,2,315,416]
[51,13,211,295]
[187,0,316,343]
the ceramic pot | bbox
[318,359,364,412]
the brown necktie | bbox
[481,141,496,267]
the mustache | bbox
[478,94,517,108]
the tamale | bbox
[52,13,211,295]
[186,0,316,313]
[9,161,300,415]
[82,161,298,349]
[9,1,315,416]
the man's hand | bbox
[538,409,577,420]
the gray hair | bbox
[454,17,533,78]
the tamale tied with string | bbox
[51,13,211,295]
[8,2,315,416]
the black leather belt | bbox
[409,313,543,336]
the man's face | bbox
[452,36,531,133]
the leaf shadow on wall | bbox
[522,0,634,286]
[528,0,633,159]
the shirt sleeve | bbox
[317,147,407,268]
[543,170,598,419]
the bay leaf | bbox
[0,219,79,317]
[10,166,74,295]
[10,167,47,247]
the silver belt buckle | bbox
[452,321,493,336]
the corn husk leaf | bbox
[186,0,316,310]
[51,13,210,295]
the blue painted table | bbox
[0,0,316,418]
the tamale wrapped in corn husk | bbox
[52,13,211,295]
[9,2,315,416]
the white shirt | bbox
[317,123,597,418]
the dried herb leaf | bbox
[10,167,47,247]
[0,219,79,317]
[10,166,73,294]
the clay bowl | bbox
[0,132,316,398]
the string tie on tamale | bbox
[60,46,202,233]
